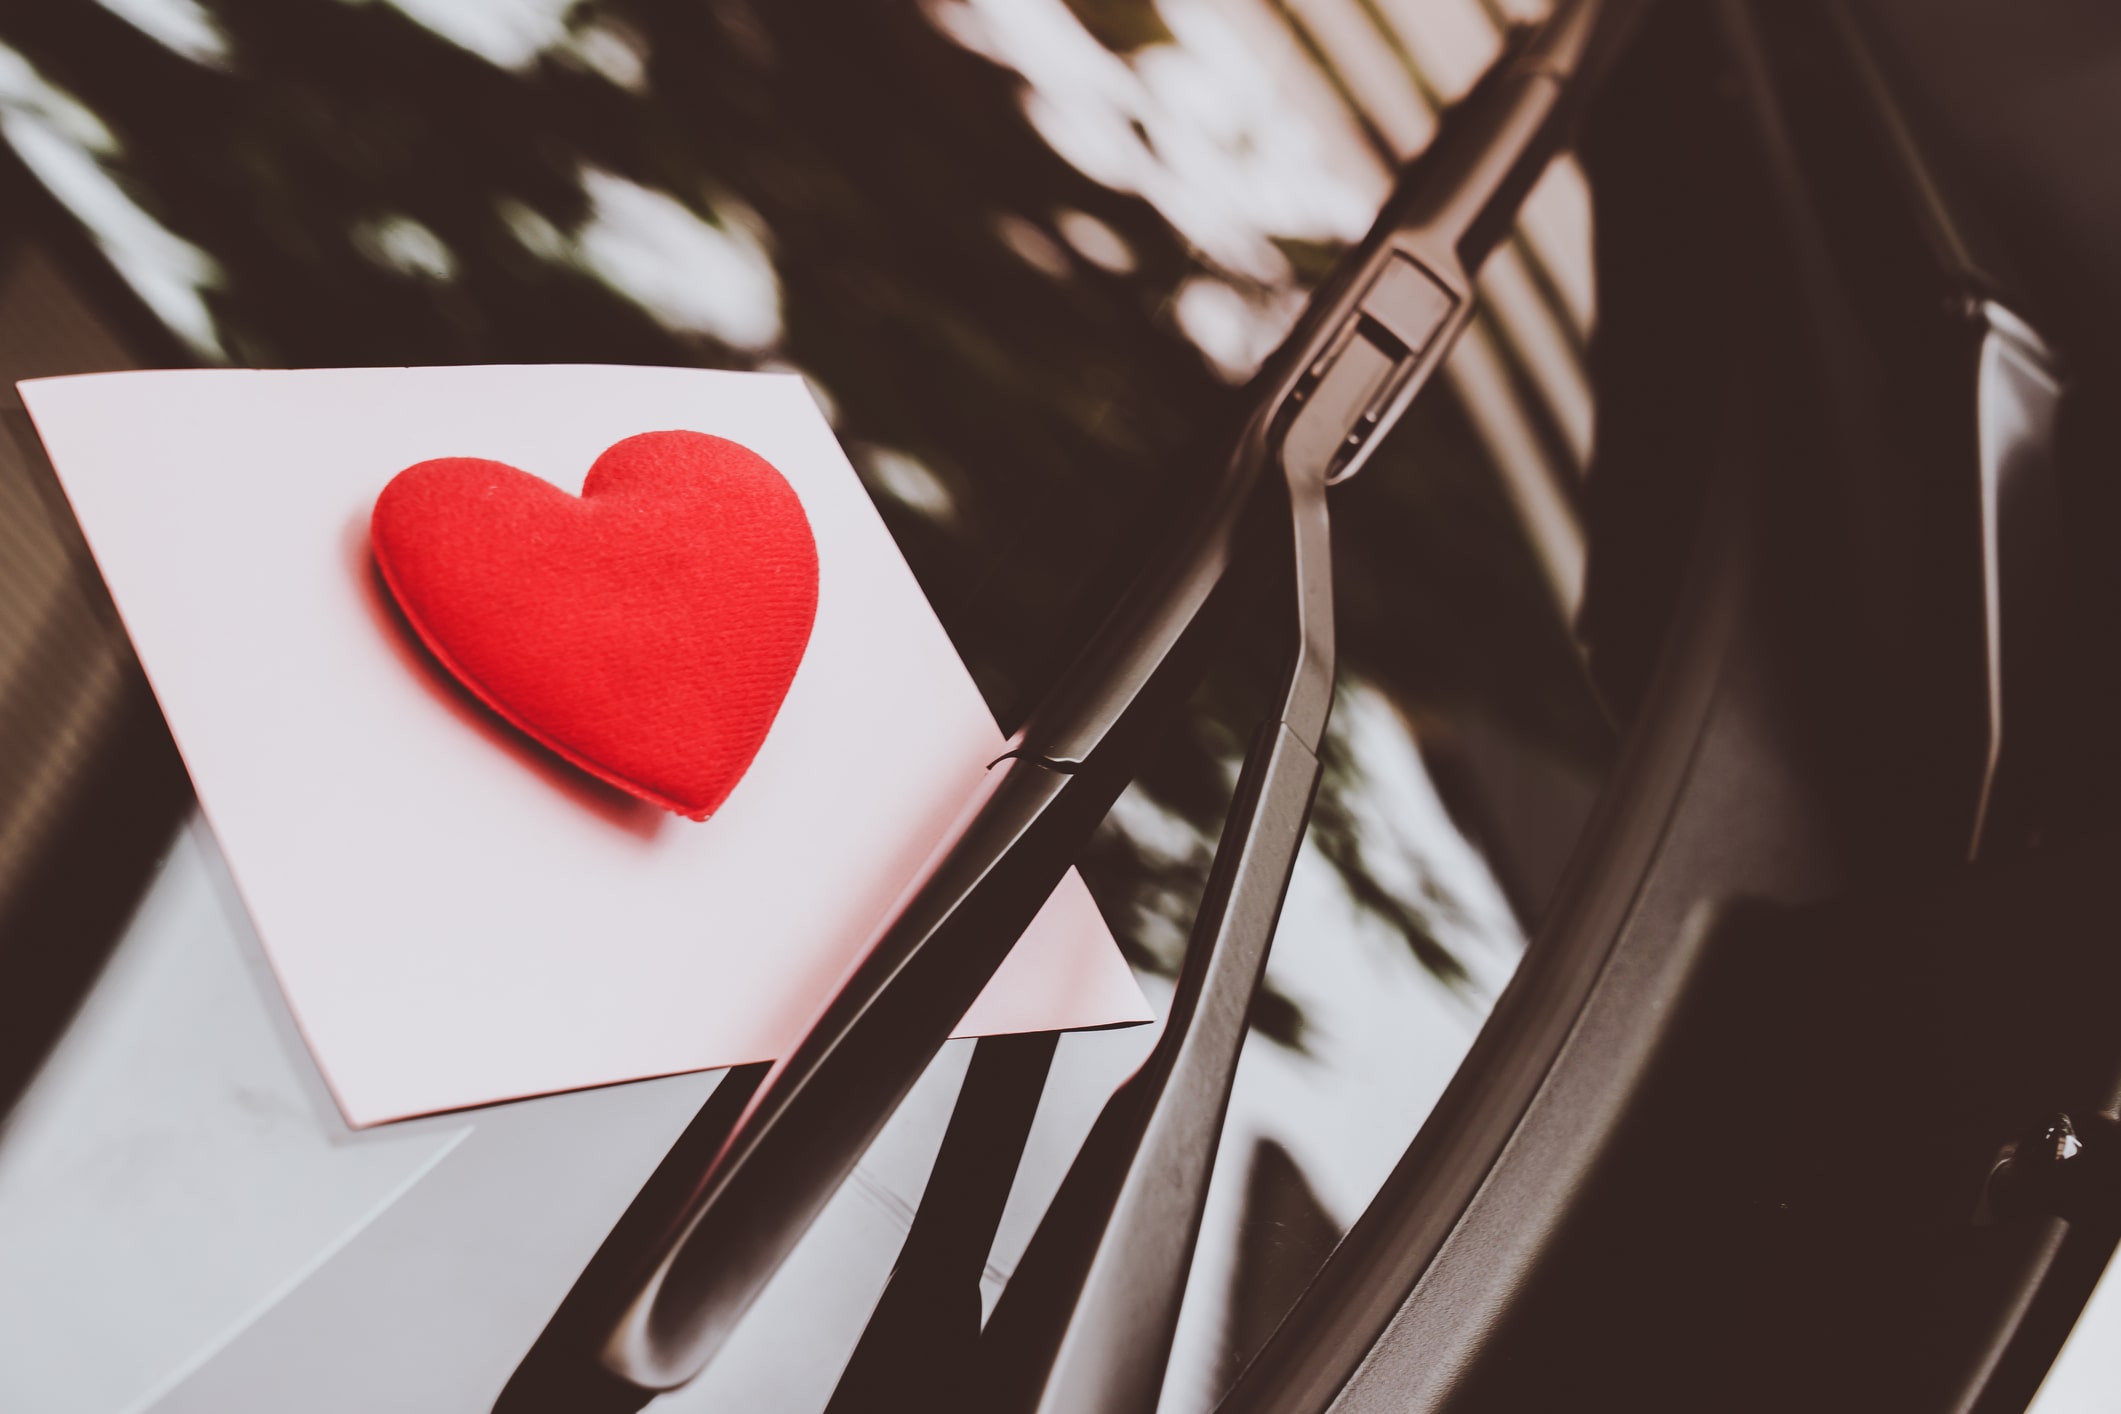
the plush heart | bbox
[371,430,819,821]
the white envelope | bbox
[19,365,1149,1126]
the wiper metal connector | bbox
[1283,253,1460,487]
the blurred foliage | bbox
[0,0,1612,1045]
[1059,0,1175,52]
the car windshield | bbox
[0,3,1618,1410]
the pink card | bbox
[19,366,1149,1126]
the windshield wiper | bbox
[501,3,1625,1405]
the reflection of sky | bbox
[569,169,782,351]
[853,445,959,526]
[352,214,457,282]
[2030,1255,2121,1414]
[500,168,786,355]
[935,0,1381,284]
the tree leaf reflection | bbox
[0,0,1613,1046]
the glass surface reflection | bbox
[0,1,1616,1408]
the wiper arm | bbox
[508,2,1626,1401]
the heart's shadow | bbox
[346,515,668,841]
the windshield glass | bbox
[0,2,1615,1410]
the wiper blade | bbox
[504,2,1626,1402]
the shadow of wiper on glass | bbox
[497,4,1631,1408]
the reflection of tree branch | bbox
[1080,795,1313,1053]
[1056,0,1175,52]
[1311,727,1472,991]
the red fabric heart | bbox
[371,430,819,821]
